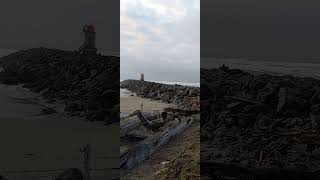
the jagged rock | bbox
[277,87,307,117]
[257,82,278,104]
[120,80,199,111]
[201,66,320,176]
[310,88,320,105]
[255,113,274,129]
[311,104,320,115]
[288,117,304,128]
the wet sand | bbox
[0,85,119,180]
[120,96,175,115]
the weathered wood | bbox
[120,111,162,136]
[140,111,161,120]
[120,115,197,169]
[120,115,142,137]
[137,112,166,131]
[120,110,140,121]
[121,111,161,121]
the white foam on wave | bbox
[153,81,199,87]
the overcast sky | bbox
[121,0,200,83]
[0,0,119,53]
[202,0,320,58]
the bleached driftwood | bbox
[120,114,198,169]
[120,115,141,137]
[120,111,161,136]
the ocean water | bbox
[202,57,320,79]
[154,81,200,87]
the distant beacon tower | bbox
[79,25,97,56]
[140,73,144,82]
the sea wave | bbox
[153,81,199,87]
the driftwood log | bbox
[120,110,160,121]
[120,111,161,136]
[121,114,198,169]
[120,115,142,137]
[121,110,183,136]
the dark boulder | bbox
[120,80,200,111]
[276,87,307,117]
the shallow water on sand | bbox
[0,84,64,119]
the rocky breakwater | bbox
[0,47,119,124]
[120,80,200,111]
[201,65,320,179]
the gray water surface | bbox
[0,84,64,119]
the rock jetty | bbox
[0,47,119,124]
[201,65,320,179]
[120,79,200,111]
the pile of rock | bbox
[0,47,119,124]
[120,80,200,111]
[201,66,320,177]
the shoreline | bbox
[120,95,175,115]
[0,85,119,180]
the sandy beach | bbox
[120,87,175,115]
[0,85,119,180]
[120,96,175,115]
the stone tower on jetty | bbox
[140,73,144,82]
[79,25,97,56]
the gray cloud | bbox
[202,0,320,58]
[121,0,200,83]
[0,0,119,52]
